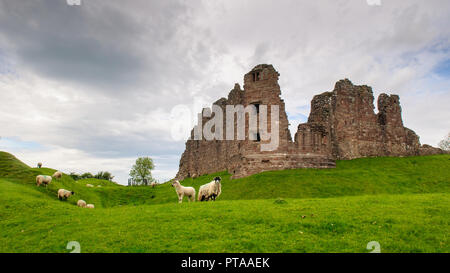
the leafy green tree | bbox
[94,171,103,180]
[102,171,114,181]
[69,172,81,181]
[92,171,114,181]
[438,132,450,151]
[80,172,94,179]
[129,157,155,186]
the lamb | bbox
[58,189,74,200]
[36,175,52,187]
[151,181,157,188]
[171,180,195,203]
[86,184,94,187]
[37,162,42,168]
[77,200,87,208]
[52,171,62,179]
[198,177,222,202]
[86,204,95,209]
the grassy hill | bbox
[181,155,450,200]
[0,151,449,253]
[0,151,161,208]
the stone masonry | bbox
[176,64,445,179]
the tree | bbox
[129,157,155,186]
[80,172,94,179]
[102,171,114,181]
[69,172,81,181]
[438,132,450,151]
[94,171,114,181]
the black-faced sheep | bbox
[77,200,87,208]
[198,177,222,201]
[58,189,74,200]
[37,162,42,168]
[172,180,195,203]
[151,181,157,188]
[36,175,52,187]
[52,171,62,179]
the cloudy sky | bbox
[0,0,449,184]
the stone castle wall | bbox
[176,64,445,180]
[295,79,426,159]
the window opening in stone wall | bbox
[252,72,260,81]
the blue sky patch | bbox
[433,58,450,77]
[0,137,42,150]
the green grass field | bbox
[0,151,449,253]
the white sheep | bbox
[77,200,87,208]
[58,189,74,200]
[36,175,52,187]
[172,180,195,203]
[52,171,62,179]
[151,181,157,188]
[86,204,95,209]
[198,177,222,201]
[86,184,94,187]
[37,162,42,168]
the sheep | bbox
[198,184,209,201]
[77,200,87,208]
[86,184,94,188]
[97,185,102,187]
[198,177,222,202]
[171,180,195,203]
[151,181,157,188]
[37,162,42,168]
[52,171,62,179]
[209,176,222,201]
[57,189,74,200]
[36,175,52,187]
[86,204,95,209]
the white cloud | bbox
[0,0,449,184]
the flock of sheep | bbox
[171,176,222,203]
[35,164,95,209]
[35,163,222,206]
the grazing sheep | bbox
[171,180,195,203]
[52,171,62,179]
[151,181,157,188]
[86,204,95,209]
[77,200,87,208]
[37,162,42,168]
[86,184,94,188]
[57,189,74,200]
[97,185,102,187]
[198,177,222,201]
[36,175,52,187]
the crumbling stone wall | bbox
[296,78,444,159]
[177,64,334,180]
[177,65,445,180]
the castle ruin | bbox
[176,64,445,180]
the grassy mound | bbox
[0,151,449,253]
[180,155,450,201]
[2,151,449,206]
[0,151,159,208]
[0,177,448,252]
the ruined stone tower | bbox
[177,64,335,180]
[176,64,445,180]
